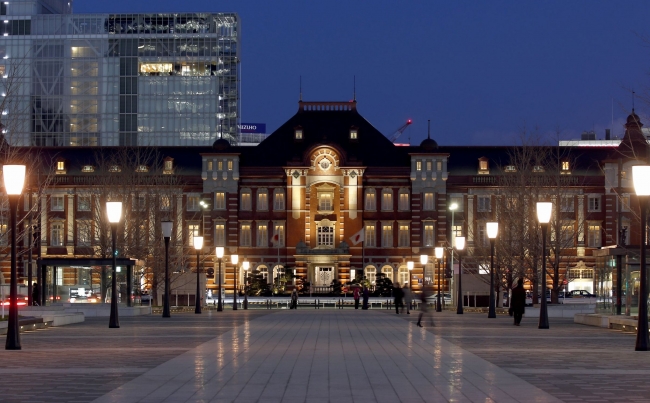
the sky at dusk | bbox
[76,0,650,146]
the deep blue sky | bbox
[77,0,650,146]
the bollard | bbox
[315,299,317,309]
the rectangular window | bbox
[133,194,146,211]
[398,192,409,211]
[188,224,199,247]
[317,225,334,247]
[398,225,409,247]
[274,191,285,210]
[77,222,91,246]
[319,193,332,211]
[257,224,268,247]
[381,190,393,211]
[588,196,600,212]
[160,195,171,211]
[365,191,376,210]
[227,160,233,171]
[214,224,225,246]
[561,224,574,246]
[187,195,200,211]
[477,196,491,212]
[620,195,630,212]
[273,224,285,247]
[562,161,570,171]
[257,191,268,211]
[350,129,358,139]
[78,196,91,211]
[56,161,65,171]
[436,161,442,171]
[382,224,393,247]
[588,225,601,247]
[51,195,64,211]
[452,224,462,239]
[365,224,376,247]
[424,224,434,247]
[51,223,64,246]
[423,192,434,210]
[218,160,223,171]
[241,192,251,210]
[0,219,7,246]
[426,161,432,171]
[561,196,574,212]
[478,223,487,247]
[416,161,422,171]
[215,192,226,210]
[240,224,251,246]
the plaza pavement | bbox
[0,307,648,403]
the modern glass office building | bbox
[0,0,239,146]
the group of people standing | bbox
[353,286,370,309]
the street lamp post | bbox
[487,222,498,318]
[232,254,239,310]
[537,202,552,329]
[449,202,458,305]
[194,234,203,314]
[435,247,443,312]
[107,201,122,329]
[243,260,249,310]
[456,236,465,315]
[216,247,224,312]
[4,165,25,350]
[161,220,173,318]
[633,166,650,350]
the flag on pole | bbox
[350,228,365,246]
[270,233,280,246]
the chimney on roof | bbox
[605,129,611,140]
[581,131,596,140]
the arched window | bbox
[381,265,393,282]
[257,265,268,282]
[364,188,376,211]
[398,266,409,286]
[365,265,377,285]
[272,265,285,285]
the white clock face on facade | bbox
[319,158,331,170]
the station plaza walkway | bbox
[0,308,649,403]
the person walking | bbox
[394,283,404,314]
[32,282,40,306]
[511,278,526,326]
[353,286,360,309]
[417,286,433,327]
[403,283,412,314]
[362,286,369,310]
[290,289,298,309]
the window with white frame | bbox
[273,223,285,247]
[133,194,146,211]
[0,219,7,246]
[240,189,252,210]
[273,189,285,211]
[426,161,432,171]
[257,223,268,247]
[620,194,631,212]
[398,189,409,211]
[51,195,64,211]
[258,265,268,281]
[214,223,225,246]
[227,160,233,171]
[381,265,393,282]
[217,160,223,171]
[77,195,91,211]
[561,196,574,212]
[588,195,601,212]
[423,223,434,247]
[188,224,199,247]
[423,192,434,210]
[587,224,601,247]
[364,189,376,210]
[160,195,171,211]
[382,223,393,247]
[477,196,491,212]
[477,223,488,247]
[437,161,442,171]
[257,189,268,211]
[319,192,333,211]
[398,266,409,285]
[452,224,462,239]
[416,161,422,171]
[51,222,64,246]
[187,194,200,211]
[365,266,376,284]
[365,224,376,247]
[77,221,91,246]
[240,224,251,246]
[317,221,335,247]
[398,224,409,247]
[561,223,574,246]
[215,192,226,210]
[381,189,393,211]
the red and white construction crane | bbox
[388,119,413,144]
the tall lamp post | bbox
[4,165,25,350]
[194,234,203,314]
[456,236,465,315]
[216,247,224,311]
[435,247,443,312]
[633,165,650,350]
[243,260,249,310]
[107,201,122,329]
[232,254,239,310]
[487,222,498,318]
[407,260,414,311]
[449,202,458,305]
[161,220,173,318]
[537,202,552,329]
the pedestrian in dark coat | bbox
[290,289,298,309]
[394,283,404,314]
[353,286,360,309]
[32,283,40,306]
[511,278,526,326]
[362,286,369,310]
[417,286,433,327]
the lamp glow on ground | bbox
[4,165,25,350]
[633,165,650,350]
[232,254,239,310]
[435,247,443,312]
[456,236,465,315]
[106,201,122,329]
[194,235,203,314]
[537,202,552,329]
[161,220,173,318]
[216,246,224,312]
[243,260,249,309]
[487,221,498,318]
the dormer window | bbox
[81,165,95,173]
[227,160,233,171]
[109,165,121,173]
[416,161,422,171]
[349,127,358,140]
[294,126,303,140]
[561,161,571,174]
[504,165,516,173]
[163,157,174,174]
[136,165,149,173]
[478,157,489,175]
[56,160,66,174]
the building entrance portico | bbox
[314,266,334,287]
